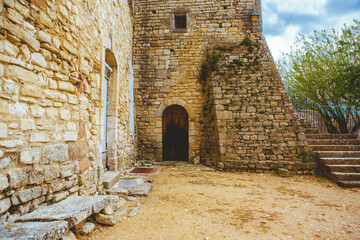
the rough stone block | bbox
[50,179,65,192]
[0,174,9,191]
[7,65,38,83]
[21,84,42,98]
[78,157,90,174]
[63,131,77,142]
[0,221,69,240]
[3,40,19,57]
[103,171,122,189]
[15,186,42,203]
[277,168,291,177]
[77,140,88,159]
[2,18,40,50]
[42,144,69,164]
[37,30,51,44]
[95,213,116,226]
[60,109,71,121]
[52,191,69,202]
[30,0,47,9]
[20,118,35,131]
[29,132,50,143]
[0,140,24,148]
[0,123,7,138]
[101,205,114,215]
[65,175,78,189]
[28,169,44,185]
[30,105,45,118]
[8,168,27,188]
[58,81,76,93]
[0,157,11,169]
[68,143,79,161]
[43,166,60,182]
[9,102,28,117]
[61,164,75,178]
[20,148,41,164]
[63,40,77,55]
[78,222,95,235]
[0,198,11,214]
[4,0,14,8]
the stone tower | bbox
[134,0,310,172]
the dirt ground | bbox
[80,164,360,240]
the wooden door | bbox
[162,105,189,161]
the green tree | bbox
[278,20,360,133]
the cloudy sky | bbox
[262,0,360,60]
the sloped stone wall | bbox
[201,41,311,172]
[0,0,135,218]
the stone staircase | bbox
[301,117,360,187]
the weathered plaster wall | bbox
[0,0,135,218]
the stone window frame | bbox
[170,10,191,32]
[100,30,120,171]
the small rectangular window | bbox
[175,14,187,29]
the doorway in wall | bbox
[162,105,189,161]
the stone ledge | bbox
[0,221,68,240]
[17,196,110,227]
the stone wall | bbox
[134,0,262,162]
[202,41,312,172]
[0,0,135,218]
[134,0,313,173]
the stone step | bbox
[332,172,360,181]
[310,145,360,151]
[304,128,320,134]
[0,221,68,240]
[103,171,122,189]
[305,134,358,139]
[325,164,360,172]
[317,151,360,158]
[17,196,110,228]
[337,180,360,188]
[320,158,360,165]
[307,139,360,146]
[107,177,153,197]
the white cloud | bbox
[263,0,328,15]
[265,25,301,60]
[262,4,279,25]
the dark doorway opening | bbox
[162,105,189,161]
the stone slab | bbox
[110,182,152,197]
[117,179,138,188]
[128,183,152,196]
[17,196,110,227]
[103,171,122,189]
[0,221,68,240]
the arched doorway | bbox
[162,105,189,161]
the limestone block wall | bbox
[0,0,135,218]
[134,0,262,162]
[202,41,311,172]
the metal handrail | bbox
[284,84,360,134]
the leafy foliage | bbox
[278,20,360,133]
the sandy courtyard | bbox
[79,164,360,240]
